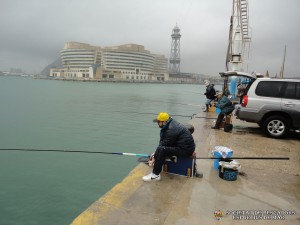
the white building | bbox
[50,42,169,81]
[50,67,94,79]
[61,42,101,69]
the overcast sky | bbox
[1,0,299,77]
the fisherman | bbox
[142,112,196,181]
[211,91,234,129]
[203,80,216,112]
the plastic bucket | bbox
[219,166,238,181]
[218,159,239,181]
[213,151,233,170]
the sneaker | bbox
[142,173,161,181]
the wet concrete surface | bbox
[71,112,300,225]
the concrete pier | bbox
[71,112,300,225]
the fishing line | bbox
[117,98,203,107]
[150,99,202,107]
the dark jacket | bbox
[159,118,195,153]
[204,84,216,99]
[216,96,234,115]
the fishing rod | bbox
[0,149,289,161]
[191,113,217,120]
[0,148,150,157]
[111,111,216,120]
[196,157,290,160]
[136,156,289,164]
[111,111,192,118]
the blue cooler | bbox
[164,157,195,177]
[213,151,233,170]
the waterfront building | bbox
[50,42,100,79]
[50,42,169,81]
[61,42,101,70]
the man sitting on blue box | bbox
[142,112,196,181]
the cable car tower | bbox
[169,25,181,74]
[226,0,251,72]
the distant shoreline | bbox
[32,76,224,85]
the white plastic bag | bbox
[219,160,241,171]
[212,146,233,158]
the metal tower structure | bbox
[169,25,181,74]
[226,0,251,72]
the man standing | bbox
[142,112,195,181]
[203,80,216,112]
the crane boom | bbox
[226,0,251,72]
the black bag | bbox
[224,124,233,132]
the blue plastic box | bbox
[213,151,233,170]
[164,157,195,177]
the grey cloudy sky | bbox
[1,0,299,77]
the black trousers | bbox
[153,146,193,175]
[215,113,225,128]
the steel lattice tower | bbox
[169,25,181,74]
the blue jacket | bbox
[216,96,234,115]
[159,118,195,153]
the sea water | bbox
[0,76,213,225]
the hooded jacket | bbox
[216,96,234,115]
[159,118,195,153]
[204,84,216,100]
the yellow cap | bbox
[153,112,170,122]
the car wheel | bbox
[262,116,290,138]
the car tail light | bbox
[241,95,248,107]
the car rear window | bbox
[255,81,285,98]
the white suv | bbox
[236,78,300,138]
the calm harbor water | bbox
[0,76,213,225]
